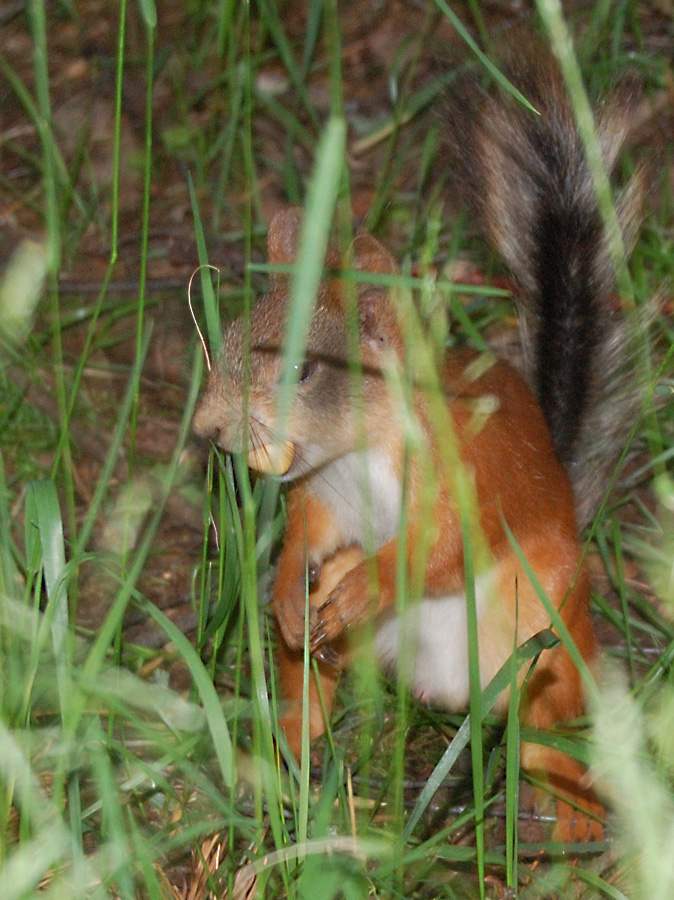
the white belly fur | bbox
[374,571,497,711]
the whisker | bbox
[249,421,264,455]
[188,264,221,372]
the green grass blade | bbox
[63,343,203,747]
[501,516,598,702]
[24,479,70,715]
[139,599,235,789]
[26,0,60,273]
[72,329,153,559]
[135,0,156,28]
[0,719,71,899]
[534,0,633,302]
[431,0,537,111]
[0,452,19,598]
[188,174,223,358]
[277,116,347,426]
[461,504,485,896]
[256,0,320,128]
[504,622,521,889]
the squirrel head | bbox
[193,208,403,480]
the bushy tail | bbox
[448,52,646,527]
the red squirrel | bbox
[193,58,643,842]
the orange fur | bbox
[194,209,606,842]
[270,317,601,840]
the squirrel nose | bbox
[196,421,223,447]
[192,402,220,442]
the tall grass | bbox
[0,1,671,898]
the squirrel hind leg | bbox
[276,639,341,761]
[520,737,605,843]
[519,628,604,841]
[499,535,604,840]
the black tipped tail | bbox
[446,50,645,523]
[532,201,604,467]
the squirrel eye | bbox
[295,359,317,384]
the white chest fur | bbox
[309,449,402,549]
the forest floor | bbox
[1,1,674,898]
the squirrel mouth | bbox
[247,440,295,477]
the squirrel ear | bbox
[267,207,303,265]
[351,231,398,276]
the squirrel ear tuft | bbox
[358,288,400,349]
[351,232,398,276]
[351,232,399,347]
[359,290,385,340]
[267,207,303,265]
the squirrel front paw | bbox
[310,562,372,652]
[276,546,366,655]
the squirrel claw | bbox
[310,608,342,655]
[309,619,330,653]
[310,572,365,650]
[313,641,340,668]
